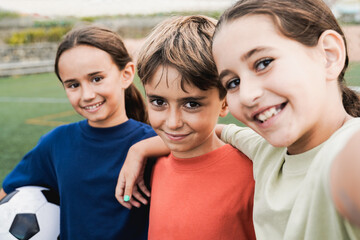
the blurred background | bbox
[0,0,360,185]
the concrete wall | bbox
[0,42,57,63]
[0,39,146,77]
[0,43,57,76]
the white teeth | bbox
[258,114,267,122]
[257,106,281,122]
[264,110,272,118]
[85,102,102,110]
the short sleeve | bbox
[2,135,58,194]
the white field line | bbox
[0,97,68,103]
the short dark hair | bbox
[137,15,226,99]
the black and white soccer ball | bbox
[0,186,60,240]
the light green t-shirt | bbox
[221,118,360,240]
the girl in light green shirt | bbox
[211,0,360,239]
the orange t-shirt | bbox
[148,144,255,240]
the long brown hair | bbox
[54,25,148,123]
[214,0,360,117]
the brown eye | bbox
[225,78,240,90]
[255,58,273,72]
[68,83,79,89]
[184,102,200,109]
[151,99,165,107]
[92,76,103,83]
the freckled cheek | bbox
[147,110,165,129]
[185,113,209,130]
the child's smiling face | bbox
[212,14,333,154]
[58,45,132,128]
[144,65,228,158]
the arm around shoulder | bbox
[219,123,252,149]
[331,129,360,227]
[115,135,170,209]
[133,135,170,157]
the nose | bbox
[239,76,264,107]
[81,83,96,101]
[166,108,183,130]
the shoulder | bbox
[38,121,81,144]
[312,118,360,204]
[127,119,156,139]
[152,154,171,174]
[222,144,250,159]
[322,118,360,154]
[221,144,253,168]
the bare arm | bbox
[0,188,6,200]
[331,129,360,227]
[115,136,170,209]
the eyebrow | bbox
[88,71,102,77]
[218,69,234,84]
[62,71,103,84]
[146,94,207,102]
[63,79,76,85]
[241,47,268,62]
[181,96,207,102]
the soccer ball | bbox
[0,186,60,240]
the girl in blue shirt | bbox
[0,26,156,240]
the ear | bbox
[120,62,135,89]
[318,30,346,81]
[219,99,229,118]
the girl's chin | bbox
[259,131,294,148]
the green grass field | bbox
[1,62,360,186]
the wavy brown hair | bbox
[213,0,360,117]
[54,25,148,123]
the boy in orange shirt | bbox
[117,15,255,240]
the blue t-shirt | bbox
[3,119,156,240]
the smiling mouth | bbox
[83,101,105,110]
[165,132,190,141]
[254,102,287,123]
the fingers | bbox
[138,180,151,198]
[115,172,150,209]
[132,184,148,205]
[127,185,144,208]
[114,149,151,209]
[117,184,149,209]
[115,174,133,209]
[123,178,134,204]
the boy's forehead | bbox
[149,65,190,90]
[145,64,221,97]
[147,74,194,94]
[152,65,181,86]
